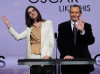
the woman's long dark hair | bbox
[25,6,45,27]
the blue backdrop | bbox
[0,0,100,74]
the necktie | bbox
[73,23,77,45]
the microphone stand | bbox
[54,33,57,74]
[54,32,60,74]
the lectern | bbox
[18,58,96,74]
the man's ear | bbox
[80,13,82,16]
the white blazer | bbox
[8,20,54,59]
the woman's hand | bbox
[43,56,51,59]
[2,16,11,29]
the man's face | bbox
[70,7,82,22]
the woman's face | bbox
[28,7,38,20]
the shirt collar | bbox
[71,20,78,30]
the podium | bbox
[18,58,96,74]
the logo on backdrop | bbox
[94,54,100,66]
[59,5,90,12]
[68,0,78,3]
[29,0,91,12]
[0,56,5,68]
[29,0,78,3]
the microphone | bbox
[54,32,57,39]
[54,32,58,59]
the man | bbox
[57,4,95,74]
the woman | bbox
[2,6,54,74]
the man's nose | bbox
[73,13,76,16]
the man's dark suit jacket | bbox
[57,20,95,72]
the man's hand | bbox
[75,18,85,32]
[64,55,74,59]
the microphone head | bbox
[54,32,57,39]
